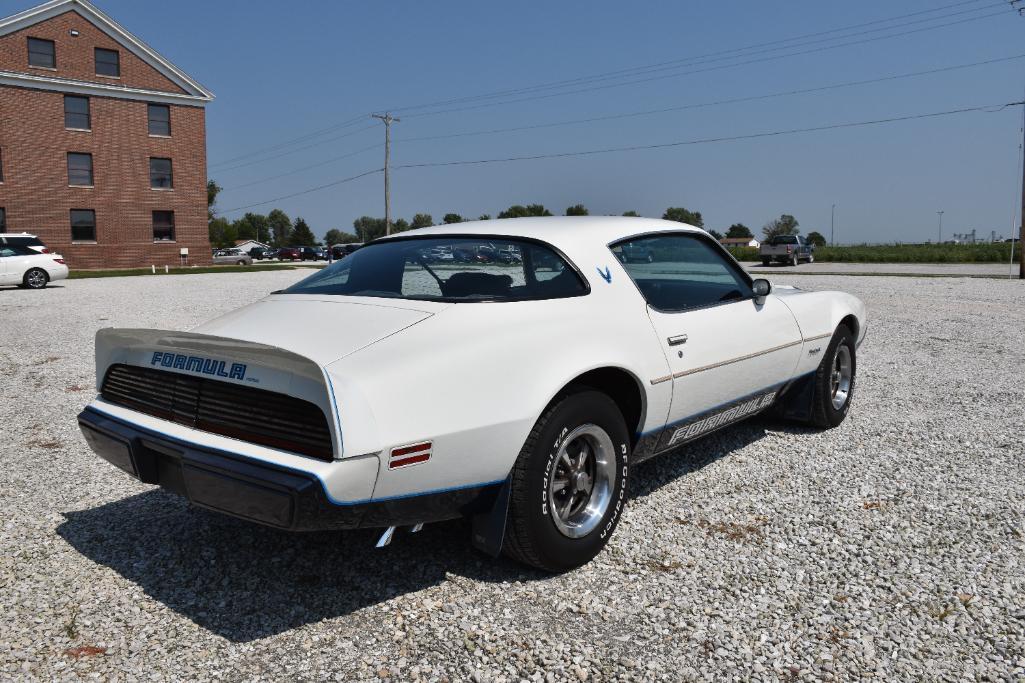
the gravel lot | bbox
[1,270,1023,681]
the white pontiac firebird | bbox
[78,217,866,571]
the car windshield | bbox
[283,237,587,302]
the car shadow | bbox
[56,419,788,641]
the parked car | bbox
[276,247,301,261]
[249,247,273,260]
[0,232,51,255]
[0,243,68,289]
[212,249,252,266]
[79,216,865,572]
[297,246,321,261]
[331,243,363,260]
[760,235,814,266]
[617,243,654,263]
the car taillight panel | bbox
[53,258,66,264]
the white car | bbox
[0,240,68,289]
[78,217,866,571]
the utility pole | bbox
[830,204,836,246]
[936,210,944,244]
[372,112,400,235]
[1019,82,1025,278]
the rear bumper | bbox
[78,407,498,531]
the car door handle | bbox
[667,334,688,346]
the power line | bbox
[396,54,1025,144]
[398,8,1009,120]
[210,124,378,173]
[222,143,382,191]
[219,101,1022,214]
[220,169,383,214]
[209,114,368,167]
[218,54,1023,193]
[387,0,1003,115]
[208,0,998,168]
[393,102,1024,170]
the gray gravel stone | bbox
[1,270,1023,681]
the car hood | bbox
[190,295,444,366]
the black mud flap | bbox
[773,371,816,423]
[470,476,512,557]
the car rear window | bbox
[284,237,588,302]
[768,235,798,245]
[2,235,46,248]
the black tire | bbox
[23,268,49,289]
[761,259,771,267]
[790,253,799,267]
[503,389,630,572]
[809,326,857,428]
[237,260,246,266]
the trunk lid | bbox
[190,295,440,366]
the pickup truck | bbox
[760,235,814,266]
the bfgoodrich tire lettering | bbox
[503,389,629,572]
[810,326,857,428]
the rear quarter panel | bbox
[328,251,674,500]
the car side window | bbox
[611,233,753,312]
[0,247,15,258]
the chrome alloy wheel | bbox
[547,424,617,539]
[830,344,853,410]
[26,269,47,289]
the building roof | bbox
[0,0,213,104]
[720,237,758,244]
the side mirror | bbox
[752,278,771,305]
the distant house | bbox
[720,237,760,249]
[234,239,271,253]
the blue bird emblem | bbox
[596,266,612,283]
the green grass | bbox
[722,242,1018,264]
[67,264,320,279]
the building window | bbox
[71,209,96,242]
[64,95,91,130]
[27,37,55,68]
[67,153,94,187]
[148,104,170,136]
[153,211,175,242]
[95,48,120,77]
[0,208,6,233]
[149,158,173,189]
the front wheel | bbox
[503,389,630,572]
[810,326,857,428]
[761,259,771,267]
[808,254,815,264]
[23,268,49,289]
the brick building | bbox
[0,0,214,269]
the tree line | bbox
[208,181,826,248]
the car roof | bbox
[378,216,704,253]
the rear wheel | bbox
[810,326,856,428]
[503,390,629,572]
[761,259,771,267]
[790,253,799,267]
[808,254,815,264]
[23,268,49,289]
[237,260,246,266]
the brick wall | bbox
[0,10,188,95]
[0,85,211,269]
